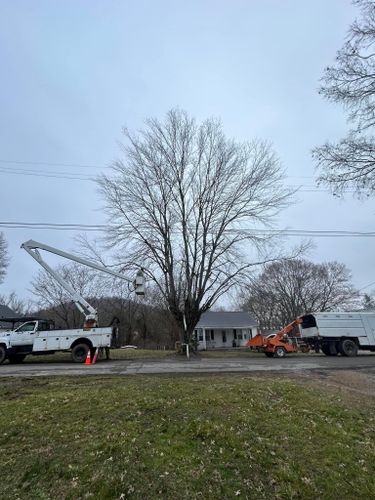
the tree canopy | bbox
[98,109,292,340]
[313,0,375,195]
[241,259,358,330]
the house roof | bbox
[0,304,19,328]
[196,311,258,329]
[0,304,18,319]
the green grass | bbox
[0,375,373,499]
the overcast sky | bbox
[1,0,374,303]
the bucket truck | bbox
[0,240,145,365]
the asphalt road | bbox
[0,353,374,377]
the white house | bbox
[194,311,258,350]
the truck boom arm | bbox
[21,239,144,325]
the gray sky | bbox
[1,0,374,302]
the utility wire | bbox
[0,165,95,177]
[358,280,375,292]
[0,168,95,181]
[0,159,108,169]
[0,168,369,194]
[1,221,375,237]
[0,159,370,194]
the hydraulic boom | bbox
[21,239,145,327]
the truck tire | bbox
[0,345,6,364]
[321,343,338,356]
[273,346,286,358]
[339,339,358,357]
[7,354,26,364]
[265,352,274,358]
[71,343,89,363]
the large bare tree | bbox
[313,0,375,195]
[98,109,292,342]
[0,232,9,285]
[241,259,358,330]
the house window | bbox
[198,329,203,342]
[233,329,237,339]
[222,330,227,343]
[209,330,215,341]
[238,332,243,340]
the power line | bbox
[0,167,95,181]
[0,159,109,169]
[0,159,370,194]
[0,168,371,194]
[0,222,104,231]
[1,221,375,238]
[0,159,315,178]
[0,165,94,177]
[358,280,375,292]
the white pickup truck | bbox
[0,319,118,364]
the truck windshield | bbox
[16,322,36,332]
[300,315,317,329]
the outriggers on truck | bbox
[0,240,145,365]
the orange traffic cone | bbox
[85,349,92,365]
[92,347,99,364]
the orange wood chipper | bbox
[245,318,310,358]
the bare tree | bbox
[0,232,9,285]
[313,0,375,195]
[0,291,30,315]
[241,259,358,330]
[98,109,292,342]
[361,291,375,309]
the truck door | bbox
[10,321,37,347]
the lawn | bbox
[0,374,374,499]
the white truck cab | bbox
[0,319,117,364]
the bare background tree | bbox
[98,109,292,342]
[240,259,358,330]
[313,0,375,195]
[361,291,375,309]
[0,232,9,285]
[0,291,30,315]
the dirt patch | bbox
[295,368,375,403]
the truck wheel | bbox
[273,347,286,358]
[71,343,89,363]
[7,354,26,364]
[339,339,358,357]
[321,343,338,356]
[0,346,6,364]
[265,352,274,358]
